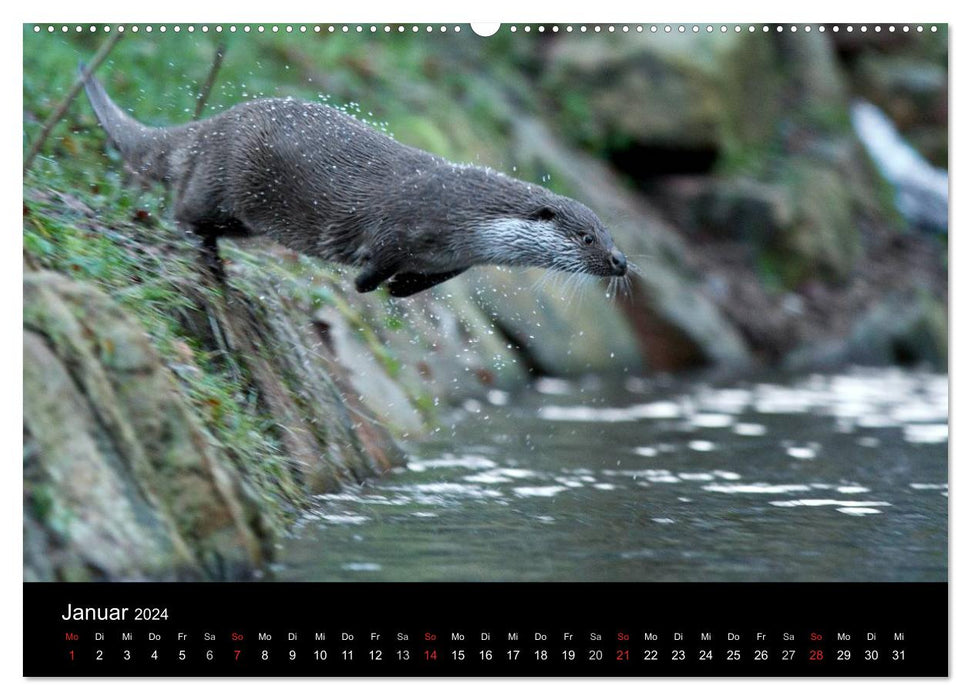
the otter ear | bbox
[531,205,556,221]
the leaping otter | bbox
[80,65,628,297]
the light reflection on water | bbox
[277,368,947,582]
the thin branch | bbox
[23,30,124,174]
[193,43,227,120]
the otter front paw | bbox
[354,263,398,294]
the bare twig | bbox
[193,43,227,120]
[23,30,124,174]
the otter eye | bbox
[532,206,556,221]
[582,234,595,246]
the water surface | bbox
[278,368,947,582]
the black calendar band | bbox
[24,582,947,677]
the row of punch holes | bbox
[34,24,940,35]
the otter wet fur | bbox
[80,65,628,297]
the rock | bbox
[660,176,795,250]
[785,291,947,371]
[24,272,266,580]
[217,243,410,487]
[769,160,861,285]
[542,33,737,165]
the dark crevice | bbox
[607,143,720,182]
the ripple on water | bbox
[704,483,813,494]
[342,562,381,571]
[769,499,892,516]
[690,413,735,428]
[408,455,498,471]
[513,485,570,498]
[786,445,818,460]
[903,424,948,444]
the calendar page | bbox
[22,19,948,677]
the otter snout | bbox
[609,247,627,276]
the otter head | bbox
[526,197,627,278]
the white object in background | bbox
[850,100,948,232]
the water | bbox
[277,368,948,582]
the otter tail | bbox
[79,62,176,182]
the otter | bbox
[80,65,628,297]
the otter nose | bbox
[609,248,627,275]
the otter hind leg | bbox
[387,268,469,298]
[190,219,252,285]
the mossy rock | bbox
[24,271,267,580]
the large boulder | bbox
[24,272,267,580]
